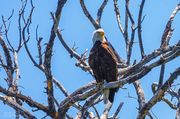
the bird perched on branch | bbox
[88,28,123,104]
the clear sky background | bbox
[0,0,180,119]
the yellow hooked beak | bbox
[99,32,104,37]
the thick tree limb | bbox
[58,84,99,118]
[57,41,179,118]
[0,35,13,73]
[53,78,89,117]
[43,0,67,117]
[119,43,179,76]
[0,35,14,89]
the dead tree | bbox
[0,0,179,119]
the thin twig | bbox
[158,64,165,90]
[112,102,124,118]
[92,106,100,119]
[162,97,177,110]
[113,0,125,39]
[124,0,129,49]
[36,25,43,66]
[133,81,146,109]
[126,4,136,65]
[20,0,43,71]
[1,10,15,51]
[161,3,180,49]
[138,0,146,58]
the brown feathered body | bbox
[88,40,119,103]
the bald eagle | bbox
[88,28,121,104]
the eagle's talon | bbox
[96,82,103,88]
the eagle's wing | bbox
[89,41,119,103]
[101,42,119,63]
[108,42,127,68]
[108,42,125,63]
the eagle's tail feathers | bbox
[108,89,116,103]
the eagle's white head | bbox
[92,28,106,44]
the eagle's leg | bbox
[96,81,103,86]
[103,88,109,104]
[102,81,110,104]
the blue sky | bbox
[0,0,180,119]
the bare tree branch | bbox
[126,4,136,65]
[0,95,37,119]
[80,0,100,29]
[162,97,177,110]
[97,0,109,25]
[175,89,180,119]
[113,0,125,39]
[138,0,146,58]
[0,1,179,118]
[36,25,43,66]
[119,42,179,76]
[1,9,15,51]
[0,35,14,88]
[124,0,129,48]
[81,92,101,118]
[161,3,180,49]
[0,85,49,114]
[43,0,67,117]
[56,29,93,75]
[57,42,179,118]
[158,64,165,90]
[137,67,180,119]
[111,102,124,119]
[133,81,146,109]
[20,0,43,71]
